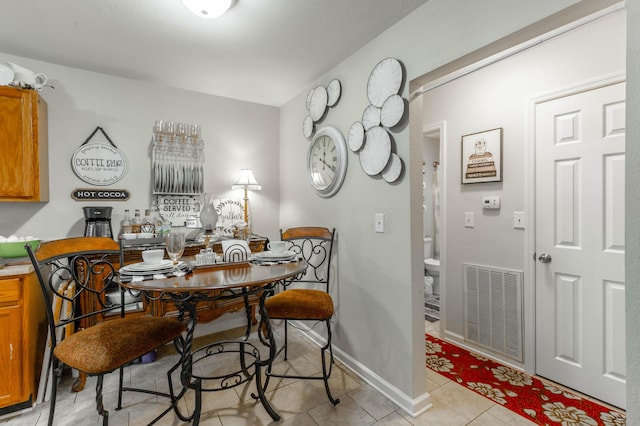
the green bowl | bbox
[0,240,41,258]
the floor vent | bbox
[464,263,523,362]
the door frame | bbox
[423,121,447,334]
[524,72,626,374]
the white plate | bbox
[253,251,296,260]
[122,259,176,272]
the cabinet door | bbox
[0,87,48,201]
[0,306,22,407]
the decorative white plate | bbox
[348,121,365,152]
[122,260,177,272]
[380,94,405,128]
[253,251,296,260]
[360,126,391,176]
[367,58,403,108]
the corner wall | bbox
[278,0,581,414]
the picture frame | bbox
[461,128,503,184]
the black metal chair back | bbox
[280,226,334,292]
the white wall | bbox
[0,53,281,242]
[279,0,581,413]
[422,10,626,357]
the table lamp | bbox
[232,169,261,225]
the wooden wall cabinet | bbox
[0,267,46,412]
[0,86,49,202]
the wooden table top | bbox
[119,260,307,293]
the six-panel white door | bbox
[535,81,626,409]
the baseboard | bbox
[294,321,432,418]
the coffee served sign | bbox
[72,127,127,186]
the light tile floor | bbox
[1,320,538,425]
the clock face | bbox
[307,126,348,197]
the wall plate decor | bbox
[302,79,342,138]
[461,128,503,184]
[359,126,391,176]
[71,126,127,186]
[353,57,407,185]
[348,121,365,152]
[362,104,381,130]
[367,57,403,108]
[381,153,402,183]
[380,94,404,128]
[306,125,348,197]
[326,79,341,107]
[302,115,314,138]
[309,86,328,121]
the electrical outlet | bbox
[375,213,385,233]
[513,211,525,229]
[465,212,474,228]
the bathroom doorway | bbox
[423,122,445,327]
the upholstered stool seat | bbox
[265,289,333,320]
[55,316,184,374]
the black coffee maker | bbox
[83,206,114,238]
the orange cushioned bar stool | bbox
[262,226,339,405]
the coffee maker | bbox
[83,206,114,238]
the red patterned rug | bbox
[425,334,626,426]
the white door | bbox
[535,81,626,409]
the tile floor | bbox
[1,320,537,426]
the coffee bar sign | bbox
[72,127,127,186]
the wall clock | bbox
[306,125,348,198]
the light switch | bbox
[513,211,525,229]
[465,212,474,228]
[375,213,385,233]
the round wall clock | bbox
[367,57,403,108]
[307,125,348,198]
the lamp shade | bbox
[182,0,232,19]
[232,169,262,190]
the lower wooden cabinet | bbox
[0,267,46,412]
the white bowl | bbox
[121,233,137,240]
[142,249,164,264]
[138,232,154,239]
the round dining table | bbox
[119,260,308,424]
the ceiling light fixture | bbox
[182,0,232,19]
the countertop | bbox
[0,263,34,277]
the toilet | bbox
[424,237,440,295]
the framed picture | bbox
[461,128,503,184]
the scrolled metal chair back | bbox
[26,237,123,349]
[280,227,335,292]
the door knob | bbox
[538,253,552,263]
